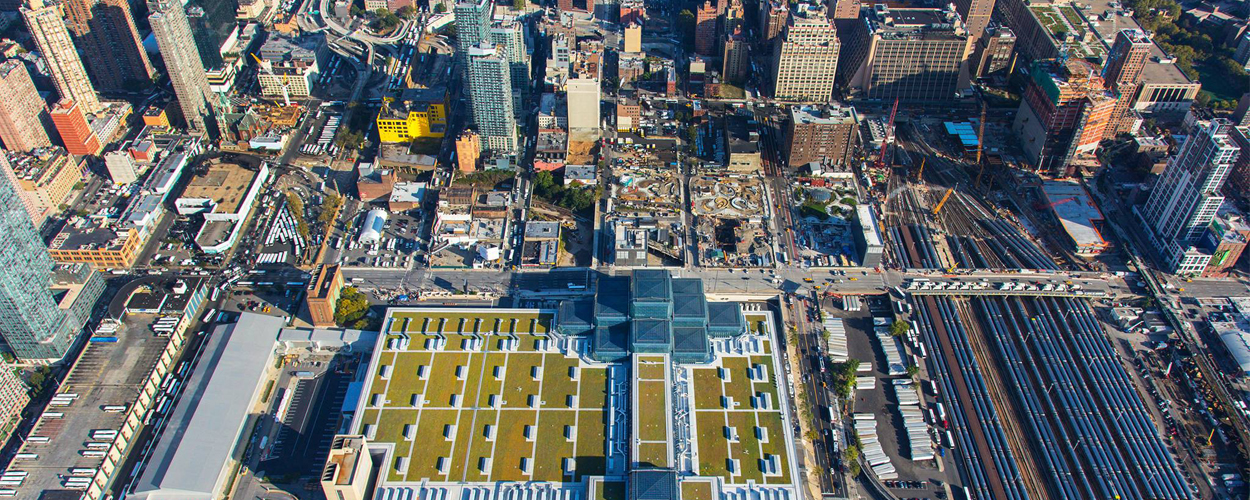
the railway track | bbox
[915,295,1018,500]
[954,298,1055,500]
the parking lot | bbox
[6,315,175,496]
[334,205,424,270]
[828,296,961,498]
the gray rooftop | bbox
[258,32,324,64]
[596,277,631,318]
[632,269,673,302]
[131,313,285,500]
[670,277,703,296]
[707,302,745,328]
[525,220,561,239]
[631,319,673,345]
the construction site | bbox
[689,176,774,268]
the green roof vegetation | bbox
[357,310,607,484]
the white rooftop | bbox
[130,313,285,500]
[1042,181,1106,250]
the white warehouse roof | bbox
[130,313,285,500]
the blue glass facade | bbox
[0,169,70,360]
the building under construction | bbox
[1011,59,1116,177]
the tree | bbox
[372,8,402,31]
[905,364,920,379]
[434,2,447,12]
[335,287,371,327]
[396,5,415,17]
[320,193,343,224]
[26,366,52,396]
[889,319,911,337]
[351,5,365,16]
[512,0,526,9]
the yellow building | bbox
[376,90,448,143]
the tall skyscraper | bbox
[1142,119,1239,244]
[455,0,492,82]
[1102,29,1152,139]
[771,4,839,102]
[722,27,749,82]
[466,44,517,153]
[0,60,52,152]
[60,0,153,90]
[491,17,530,111]
[970,24,1015,78]
[0,155,71,360]
[185,0,240,69]
[21,0,101,114]
[760,0,788,47]
[786,104,858,168]
[148,0,216,134]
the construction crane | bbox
[915,157,926,181]
[251,52,291,107]
[875,98,900,171]
[932,187,955,216]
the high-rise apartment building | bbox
[619,0,644,24]
[970,25,1015,78]
[21,0,101,114]
[50,100,103,155]
[760,0,788,47]
[951,0,993,42]
[567,77,600,134]
[771,4,838,102]
[1102,29,1152,139]
[0,60,52,152]
[695,0,718,56]
[455,0,493,82]
[1142,119,1238,244]
[149,0,217,134]
[1139,119,1241,274]
[491,17,530,111]
[722,27,749,82]
[0,365,28,443]
[844,6,968,102]
[1012,60,1116,177]
[624,23,641,52]
[785,104,858,168]
[185,0,239,69]
[466,44,517,153]
[60,0,153,90]
[0,155,72,360]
